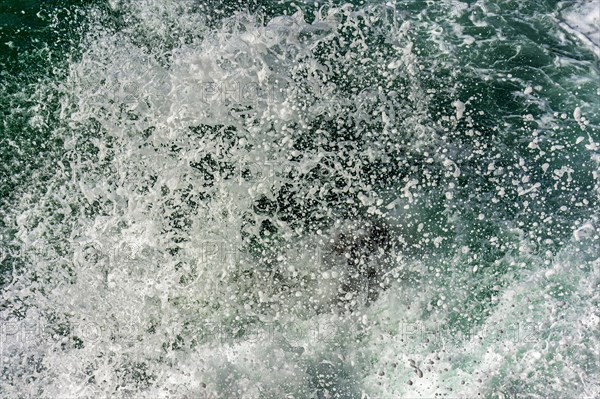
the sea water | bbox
[0,0,598,398]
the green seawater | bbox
[0,0,598,398]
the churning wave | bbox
[0,0,598,398]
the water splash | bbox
[1,0,598,397]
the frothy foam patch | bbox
[557,0,600,58]
[1,2,438,396]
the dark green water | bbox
[1,0,598,398]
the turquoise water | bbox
[0,0,598,398]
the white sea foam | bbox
[559,0,600,58]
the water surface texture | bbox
[0,0,599,398]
